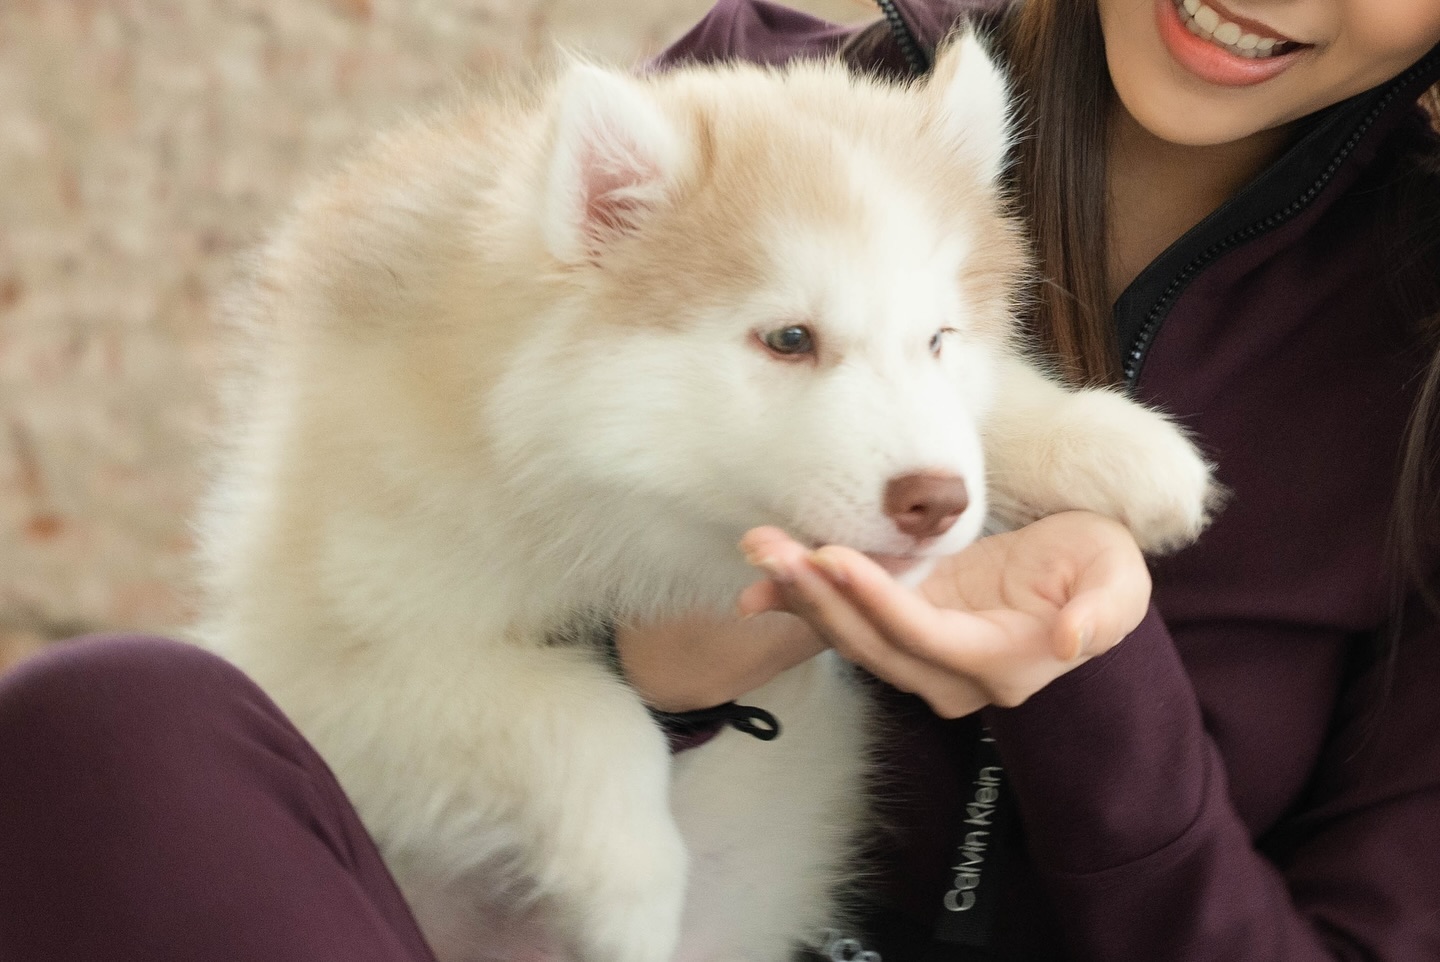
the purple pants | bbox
[0,635,439,961]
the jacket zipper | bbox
[1122,48,1440,385]
[876,0,930,75]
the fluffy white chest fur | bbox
[193,35,1214,962]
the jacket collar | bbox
[1114,41,1440,380]
[879,0,1440,381]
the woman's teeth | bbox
[1175,0,1293,58]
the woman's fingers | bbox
[735,536,985,716]
[808,546,971,658]
[772,562,936,693]
[736,578,785,617]
[1053,543,1152,659]
[744,533,953,657]
[736,526,811,615]
[799,543,1096,709]
[743,530,1001,672]
[808,545,1054,682]
[745,547,979,713]
[739,526,806,561]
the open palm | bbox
[739,512,1153,718]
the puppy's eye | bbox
[930,327,958,357]
[761,325,815,357]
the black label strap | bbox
[932,727,1015,948]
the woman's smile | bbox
[1152,0,1313,86]
[1157,0,1312,86]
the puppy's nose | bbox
[884,471,969,540]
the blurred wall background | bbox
[0,0,877,670]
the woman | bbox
[619,0,1440,959]
[2,2,1438,960]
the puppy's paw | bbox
[987,386,1221,554]
[1085,398,1220,554]
[1114,430,1219,554]
[567,821,688,962]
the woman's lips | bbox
[1156,0,1312,88]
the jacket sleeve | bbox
[983,603,1440,961]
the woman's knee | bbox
[3,634,248,725]
[0,634,293,786]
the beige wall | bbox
[0,0,877,670]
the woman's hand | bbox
[614,610,826,713]
[737,511,1154,718]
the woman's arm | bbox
[750,517,1440,961]
[983,605,1440,961]
[615,610,823,713]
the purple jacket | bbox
[660,3,1440,960]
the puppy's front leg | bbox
[357,644,687,962]
[982,354,1218,553]
[498,652,688,962]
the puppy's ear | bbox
[543,62,688,265]
[928,30,1014,185]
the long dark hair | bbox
[997,2,1118,386]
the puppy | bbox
[194,35,1214,962]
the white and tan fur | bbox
[193,36,1214,962]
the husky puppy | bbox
[194,35,1213,962]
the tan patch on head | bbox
[949,201,1030,346]
[582,90,875,331]
[567,59,1029,346]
